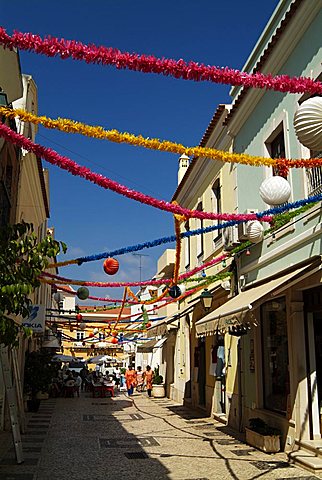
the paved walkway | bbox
[0,390,321,480]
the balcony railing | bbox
[307,152,322,196]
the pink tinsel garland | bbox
[41,253,228,287]
[0,27,321,94]
[0,123,272,223]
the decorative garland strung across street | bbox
[3,107,322,170]
[40,253,228,287]
[0,123,273,224]
[48,191,322,269]
[49,219,246,268]
[0,27,321,94]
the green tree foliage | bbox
[0,221,67,346]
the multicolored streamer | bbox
[0,27,321,94]
[3,107,322,170]
[0,123,272,224]
[41,253,228,287]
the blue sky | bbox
[3,0,279,302]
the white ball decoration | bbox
[178,284,186,296]
[294,97,322,151]
[246,221,264,244]
[259,176,291,205]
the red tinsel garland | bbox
[0,27,321,94]
[0,123,272,223]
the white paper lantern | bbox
[79,322,87,330]
[259,176,291,205]
[294,97,322,151]
[178,284,186,296]
[246,221,264,244]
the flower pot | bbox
[152,384,165,398]
[27,399,41,413]
[245,427,280,453]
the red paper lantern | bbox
[145,322,152,328]
[76,313,83,321]
[103,257,119,275]
[111,337,118,344]
[88,332,94,338]
[111,330,118,337]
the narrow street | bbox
[0,391,319,480]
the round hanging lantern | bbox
[88,332,94,338]
[77,287,89,300]
[246,221,264,244]
[103,258,119,275]
[79,322,86,330]
[294,97,322,151]
[53,292,64,303]
[259,176,291,205]
[169,285,181,299]
[111,330,118,337]
[76,313,83,322]
[145,322,152,328]
[111,337,118,344]
[178,284,186,296]
[93,328,98,334]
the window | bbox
[261,297,289,415]
[266,128,287,178]
[298,79,322,195]
[212,179,222,243]
[306,150,322,196]
[0,160,13,226]
[76,331,85,341]
[196,202,204,258]
[184,220,190,270]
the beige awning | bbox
[195,262,321,336]
[137,339,158,353]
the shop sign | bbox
[22,305,45,333]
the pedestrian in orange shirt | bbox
[143,365,154,398]
[125,365,137,396]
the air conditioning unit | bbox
[223,225,240,250]
[237,209,258,241]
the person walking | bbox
[143,365,154,398]
[136,366,144,392]
[125,365,137,396]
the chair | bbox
[64,385,75,398]
[102,385,114,397]
[92,384,102,398]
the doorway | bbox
[198,337,206,406]
[314,312,322,432]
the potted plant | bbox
[24,350,57,412]
[245,417,281,453]
[152,366,165,398]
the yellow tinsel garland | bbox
[0,106,313,169]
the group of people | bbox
[50,364,155,398]
[50,369,82,397]
[125,365,154,397]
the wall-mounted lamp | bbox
[200,288,213,311]
[0,88,8,107]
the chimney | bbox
[178,154,190,185]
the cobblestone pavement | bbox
[0,391,321,480]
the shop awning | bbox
[136,336,167,352]
[136,339,158,353]
[154,337,167,349]
[195,261,321,336]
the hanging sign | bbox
[22,305,45,333]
